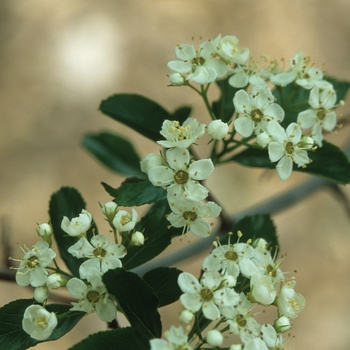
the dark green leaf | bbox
[99,94,189,142]
[103,269,161,339]
[231,141,350,184]
[49,187,97,277]
[272,83,309,127]
[143,267,183,307]
[171,105,192,122]
[0,299,84,350]
[82,132,144,177]
[69,327,150,350]
[123,200,181,270]
[324,76,350,103]
[102,178,166,207]
[212,76,241,122]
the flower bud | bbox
[208,120,229,140]
[222,274,236,287]
[46,273,67,290]
[101,201,118,221]
[229,345,242,350]
[252,237,268,249]
[168,72,185,86]
[274,315,292,333]
[140,153,163,174]
[256,132,271,148]
[33,286,49,303]
[179,309,194,324]
[36,223,53,246]
[131,231,145,246]
[206,329,223,347]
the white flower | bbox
[267,121,312,180]
[113,208,138,232]
[22,305,57,341]
[233,88,284,137]
[277,280,306,319]
[61,209,92,237]
[167,198,221,237]
[206,329,224,347]
[214,34,250,64]
[68,235,126,279]
[223,293,261,344]
[168,40,227,84]
[177,271,239,320]
[12,241,56,287]
[249,272,277,306]
[202,233,258,279]
[297,86,337,146]
[66,271,116,322]
[150,326,193,350]
[207,119,229,140]
[148,147,214,202]
[157,118,205,149]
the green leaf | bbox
[212,76,241,122]
[82,132,144,177]
[49,187,97,277]
[123,200,181,270]
[102,178,167,207]
[142,267,183,307]
[324,76,350,103]
[273,83,309,127]
[0,299,85,350]
[99,94,190,142]
[103,269,161,339]
[69,327,150,350]
[171,105,192,122]
[231,141,350,184]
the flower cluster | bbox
[167,35,344,180]
[10,202,142,341]
[150,232,305,349]
[141,117,223,237]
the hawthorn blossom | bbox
[249,272,277,306]
[148,147,214,202]
[261,324,285,349]
[22,305,57,341]
[157,118,205,149]
[214,34,250,64]
[178,271,239,320]
[66,271,116,322]
[297,86,337,146]
[267,121,313,180]
[61,209,92,237]
[150,326,193,350]
[277,280,306,319]
[168,40,227,84]
[113,208,138,232]
[12,241,56,287]
[167,197,221,237]
[233,88,284,137]
[68,235,126,279]
[202,233,258,279]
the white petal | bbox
[268,142,285,162]
[233,89,251,114]
[234,117,254,137]
[276,156,293,180]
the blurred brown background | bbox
[1,0,350,349]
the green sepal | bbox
[68,327,150,350]
[123,199,181,270]
[99,94,191,142]
[0,299,85,350]
[142,267,183,307]
[102,178,166,207]
[231,141,350,184]
[212,76,241,122]
[49,187,97,277]
[103,268,161,339]
[82,132,144,177]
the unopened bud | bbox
[206,329,223,347]
[131,231,145,246]
[179,309,194,324]
[274,315,291,333]
[34,286,49,303]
